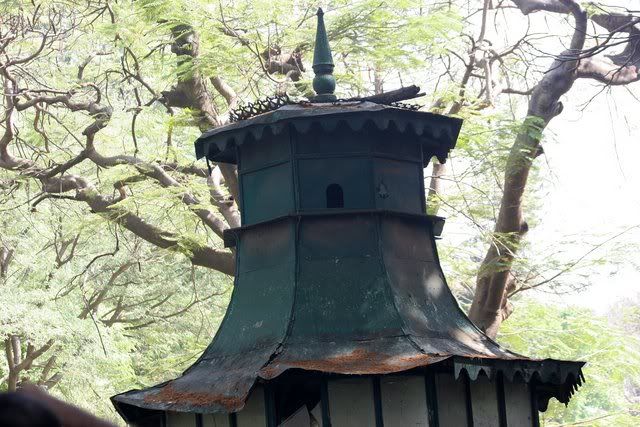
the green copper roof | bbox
[113,212,585,417]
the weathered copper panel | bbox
[241,163,294,224]
[373,131,421,159]
[210,263,295,353]
[113,212,584,418]
[239,128,291,172]
[238,221,295,272]
[204,221,296,357]
[373,159,424,213]
[297,215,377,259]
[297,157,373,210]
[292,257,397,340]
[295,124,370,155]
[379,216,435,261]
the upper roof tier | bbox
[194,101,463,166]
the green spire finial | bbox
[311,8,337,102]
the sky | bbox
[530,79,640,312]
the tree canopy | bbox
[1,0,639,424]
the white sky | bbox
[529,79,640,312]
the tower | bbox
[112,9,584,427]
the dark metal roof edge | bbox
[111,381,172,422]
[110,394,136,423]
[111,353,584,417]
[197,103,462,142]
[453,356,586,378]
[112,383,241,415]
[453,355,586,408]
[194,106,462,162]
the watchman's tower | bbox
[113,9,584,427]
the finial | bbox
[310,7,337,102]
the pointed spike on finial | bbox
[311,6,336,102]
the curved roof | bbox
[112,213,584,420]
[194,101,463,165]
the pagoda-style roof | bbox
[194,101,463,166]
[113,210,585,418]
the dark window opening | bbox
[326,184,344,208]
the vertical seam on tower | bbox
[496,372,508,427]
[464,370,474,427]
[373,212,426,355]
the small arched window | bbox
[326,184,344,208]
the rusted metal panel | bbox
[259,337,449,378]
[112,212,584,419]
[114,349,277,415]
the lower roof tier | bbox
[112,212,584,418]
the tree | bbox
[1,1,639,420]
[463,1,640,337]
[499,299,640,425]
[0,1,462,420]
[0,1,462,281]
[0,0,459,276]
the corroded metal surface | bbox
[112,214,585,417]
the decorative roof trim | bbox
[195,102,462,165]
[112,354,584,417]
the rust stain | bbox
[143,384,243,412]
[260,348,448,378]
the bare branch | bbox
[4,336,55,391]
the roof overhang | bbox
[194,101,463,165]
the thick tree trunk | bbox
[468,0,587,337]
[467,127,545,337]
[426,161,446,214]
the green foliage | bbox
[499,300,640,426]
[0,196,232,423]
